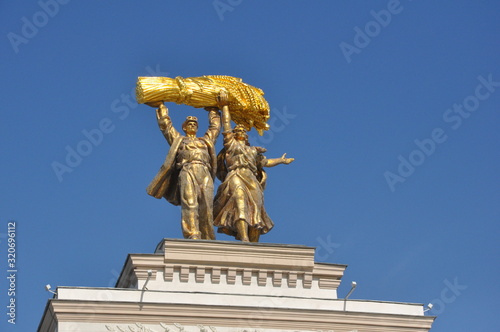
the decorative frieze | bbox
[164,266,174,282]
[272,271,282,287]
[180,266,190,282]
[257,270,267,286]
[242,270,252,285]
[288,272,297,288]
[303,273,313,289]
[157,266,329,289]
[226,268,237,285]
[196,267,205,283]
[116,239,347,294]
[211,267,221,284]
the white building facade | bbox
[38,239,435,331]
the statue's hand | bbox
[217,89,229,108]
[156,103,168,120]
[204,106,219,113]
[281,153,294,165]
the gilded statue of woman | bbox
[213,91,294,242]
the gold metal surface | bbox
[146,103,221,240]
[213,91,293,242]
[136,75,270,134]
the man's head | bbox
[182,116,198,135]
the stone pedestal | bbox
[38,239,435,332]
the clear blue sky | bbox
[1,1,499,331]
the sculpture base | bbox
[38,239,435,331]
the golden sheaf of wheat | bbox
[136,75,270,134]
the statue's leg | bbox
[234,186,247,222]
[199,170,215,240]
[234,185,250,242]
[179,170,201,239]
[236,219,249,242]
[248,227,260,242]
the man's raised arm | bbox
[204,107,221,143]
[156,103,180,145]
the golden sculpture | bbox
[146,103,221,240]
[139,75,293,242]
[136,75,270,134]
[213,91,294,242]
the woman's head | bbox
[233,124,248,142]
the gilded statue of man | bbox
[146,103,221,240]
[214,92,294,242]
